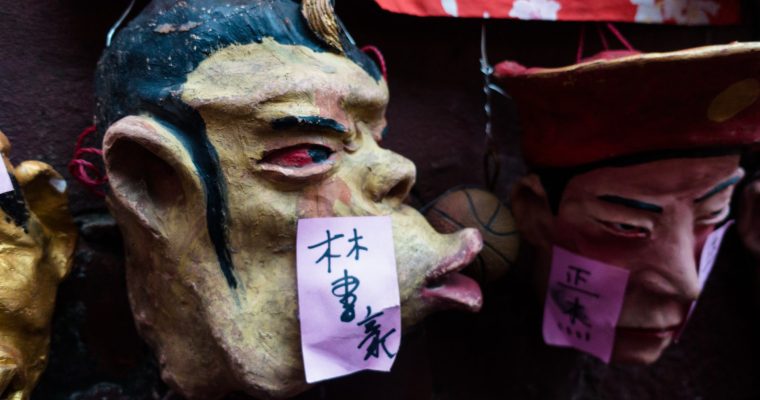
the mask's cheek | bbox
[296,177,354,218]
[0,245,50,396]
[0,246,47,326]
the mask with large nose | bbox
[96,1,483,399]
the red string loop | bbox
[606,23,635,51]
[596,24,610,50]
[577,23,637,63]
[576,25,586,63]
[68,125,107,197]
[361,45,388,81]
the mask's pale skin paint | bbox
[103,40,483,400]
[513,155,743,364]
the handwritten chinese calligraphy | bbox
[542,246,629,363]
[297,216,401,383]
[347,228,368,261]
[331,270,360,322]
[308,230,344,273]
[357,306,398,360]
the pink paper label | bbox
[297,216,401,383]
[0,161,13,195]
[676,220,733,339]
[697,221,733,288]
[542,246,630,363]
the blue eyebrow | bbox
[694,176,742,203]
[271,116,348,134]
[597,195,664,214]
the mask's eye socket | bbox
[260,144,334,168]
[596,219,651,239]
[257,143,339,183]
[696,207,730,226]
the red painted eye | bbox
[261,144,334,168]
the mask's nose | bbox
[647,222,702,302]
[362,148,416,208]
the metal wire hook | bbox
[106,0,136,47]
[479,24,503,191]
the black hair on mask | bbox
[95,0,381,289]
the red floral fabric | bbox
[373,0,740,25]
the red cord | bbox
[606,23,635,51]
[596,24,609,50]
[577,23,637,63]
[361,45,388,81]
[68,125,107,197]
[576,25,586,63]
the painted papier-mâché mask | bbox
[496,44,760,365]
[95,1,484,398]
[0,130,76,399]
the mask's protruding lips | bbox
[422,229,484,312]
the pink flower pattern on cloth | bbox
[374,0,740,25]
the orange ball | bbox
[424,188,519,284]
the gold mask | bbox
[0,130,76,399]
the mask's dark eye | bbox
[596,219,651,239]
[696,207,730,225]
[260,144,334,168]
[616,223,638,231]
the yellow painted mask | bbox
[96,1,484,398]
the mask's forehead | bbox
[96,0,381,133]
[181,38,389,113]
[566,155,742,200]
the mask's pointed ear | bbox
[102,116,206,238]
[511,173,554,249]
[14,161,77,280]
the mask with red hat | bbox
[498,42,760,364]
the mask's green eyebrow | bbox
[271,116,348,134]
[597,195,664,214]
[694,175,742,203]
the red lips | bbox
[422,229,484,313]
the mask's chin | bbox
[612,311,685,364]
[610,332,672,365]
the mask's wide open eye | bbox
[260,144,334,168]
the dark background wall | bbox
[0,1,758,399]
